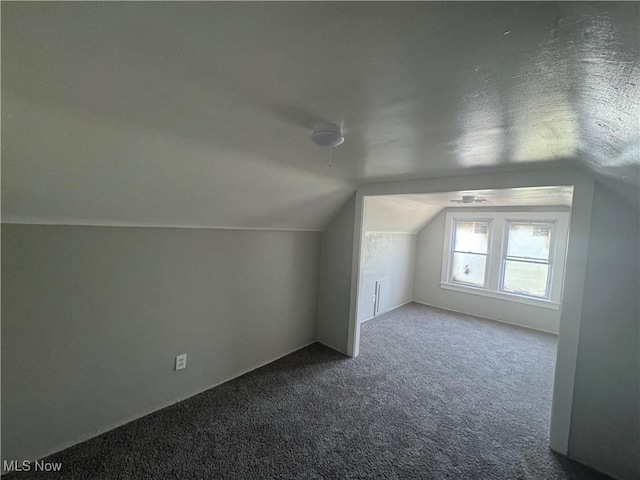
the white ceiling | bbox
[2,3,638,230]
[364,186,574,234]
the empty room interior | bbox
[1,2,639,480]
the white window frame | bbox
[500,221,556,300]
[448,218,493,288]
[441,211,570,310]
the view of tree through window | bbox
[451,221,490,287]
[501,222,553,298]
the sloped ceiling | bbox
[2,2,638,230]
[364,186,574,234]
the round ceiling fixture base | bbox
[311,125,344,148]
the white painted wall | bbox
[568,182,639,480]
[413,206,569,334]
[1,224,320,465]
[2,92,355,232]
[317,195,356,354]
[357,232,416,322]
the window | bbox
[450,220,490,287]
[501,222,554,299]
[441,211,570,309]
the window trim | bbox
[439,281,561,310]
[448,218,492,289]
[499,220,556,300]
[441,210,570,309]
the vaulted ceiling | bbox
[364,186,574,234]
[2,2,638,230]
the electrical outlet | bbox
[175,354,187,371]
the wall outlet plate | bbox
[175,354,187,371]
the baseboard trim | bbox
[360,300,413,324]
[3,340,317,472]
[316,339,348,356]
[412,300,558,335]
[555,452,630,480]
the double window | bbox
[442,212,569,308]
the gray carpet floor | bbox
[7,303,611,479]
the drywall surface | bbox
[1,224,320,464]
[413,206,569,334]
[3,2,638,232]
[568,183,640,480]
[317,195,356,354]
[357,233,416,322]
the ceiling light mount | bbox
[311,124,345,148]
[450,194,487,204]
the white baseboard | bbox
[413,300,558,335]
[316,339,348,355]
[359,299,413,324]
[5,340,316,471]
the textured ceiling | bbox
[2,2,638,229]
[364,186,574,234]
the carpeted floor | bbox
[7,303,611,479]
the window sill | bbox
[439,282,561,310]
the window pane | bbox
[452,252,486,286]
[507,223,551,260]
[502,260,549,297]
[454,221,489,254]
